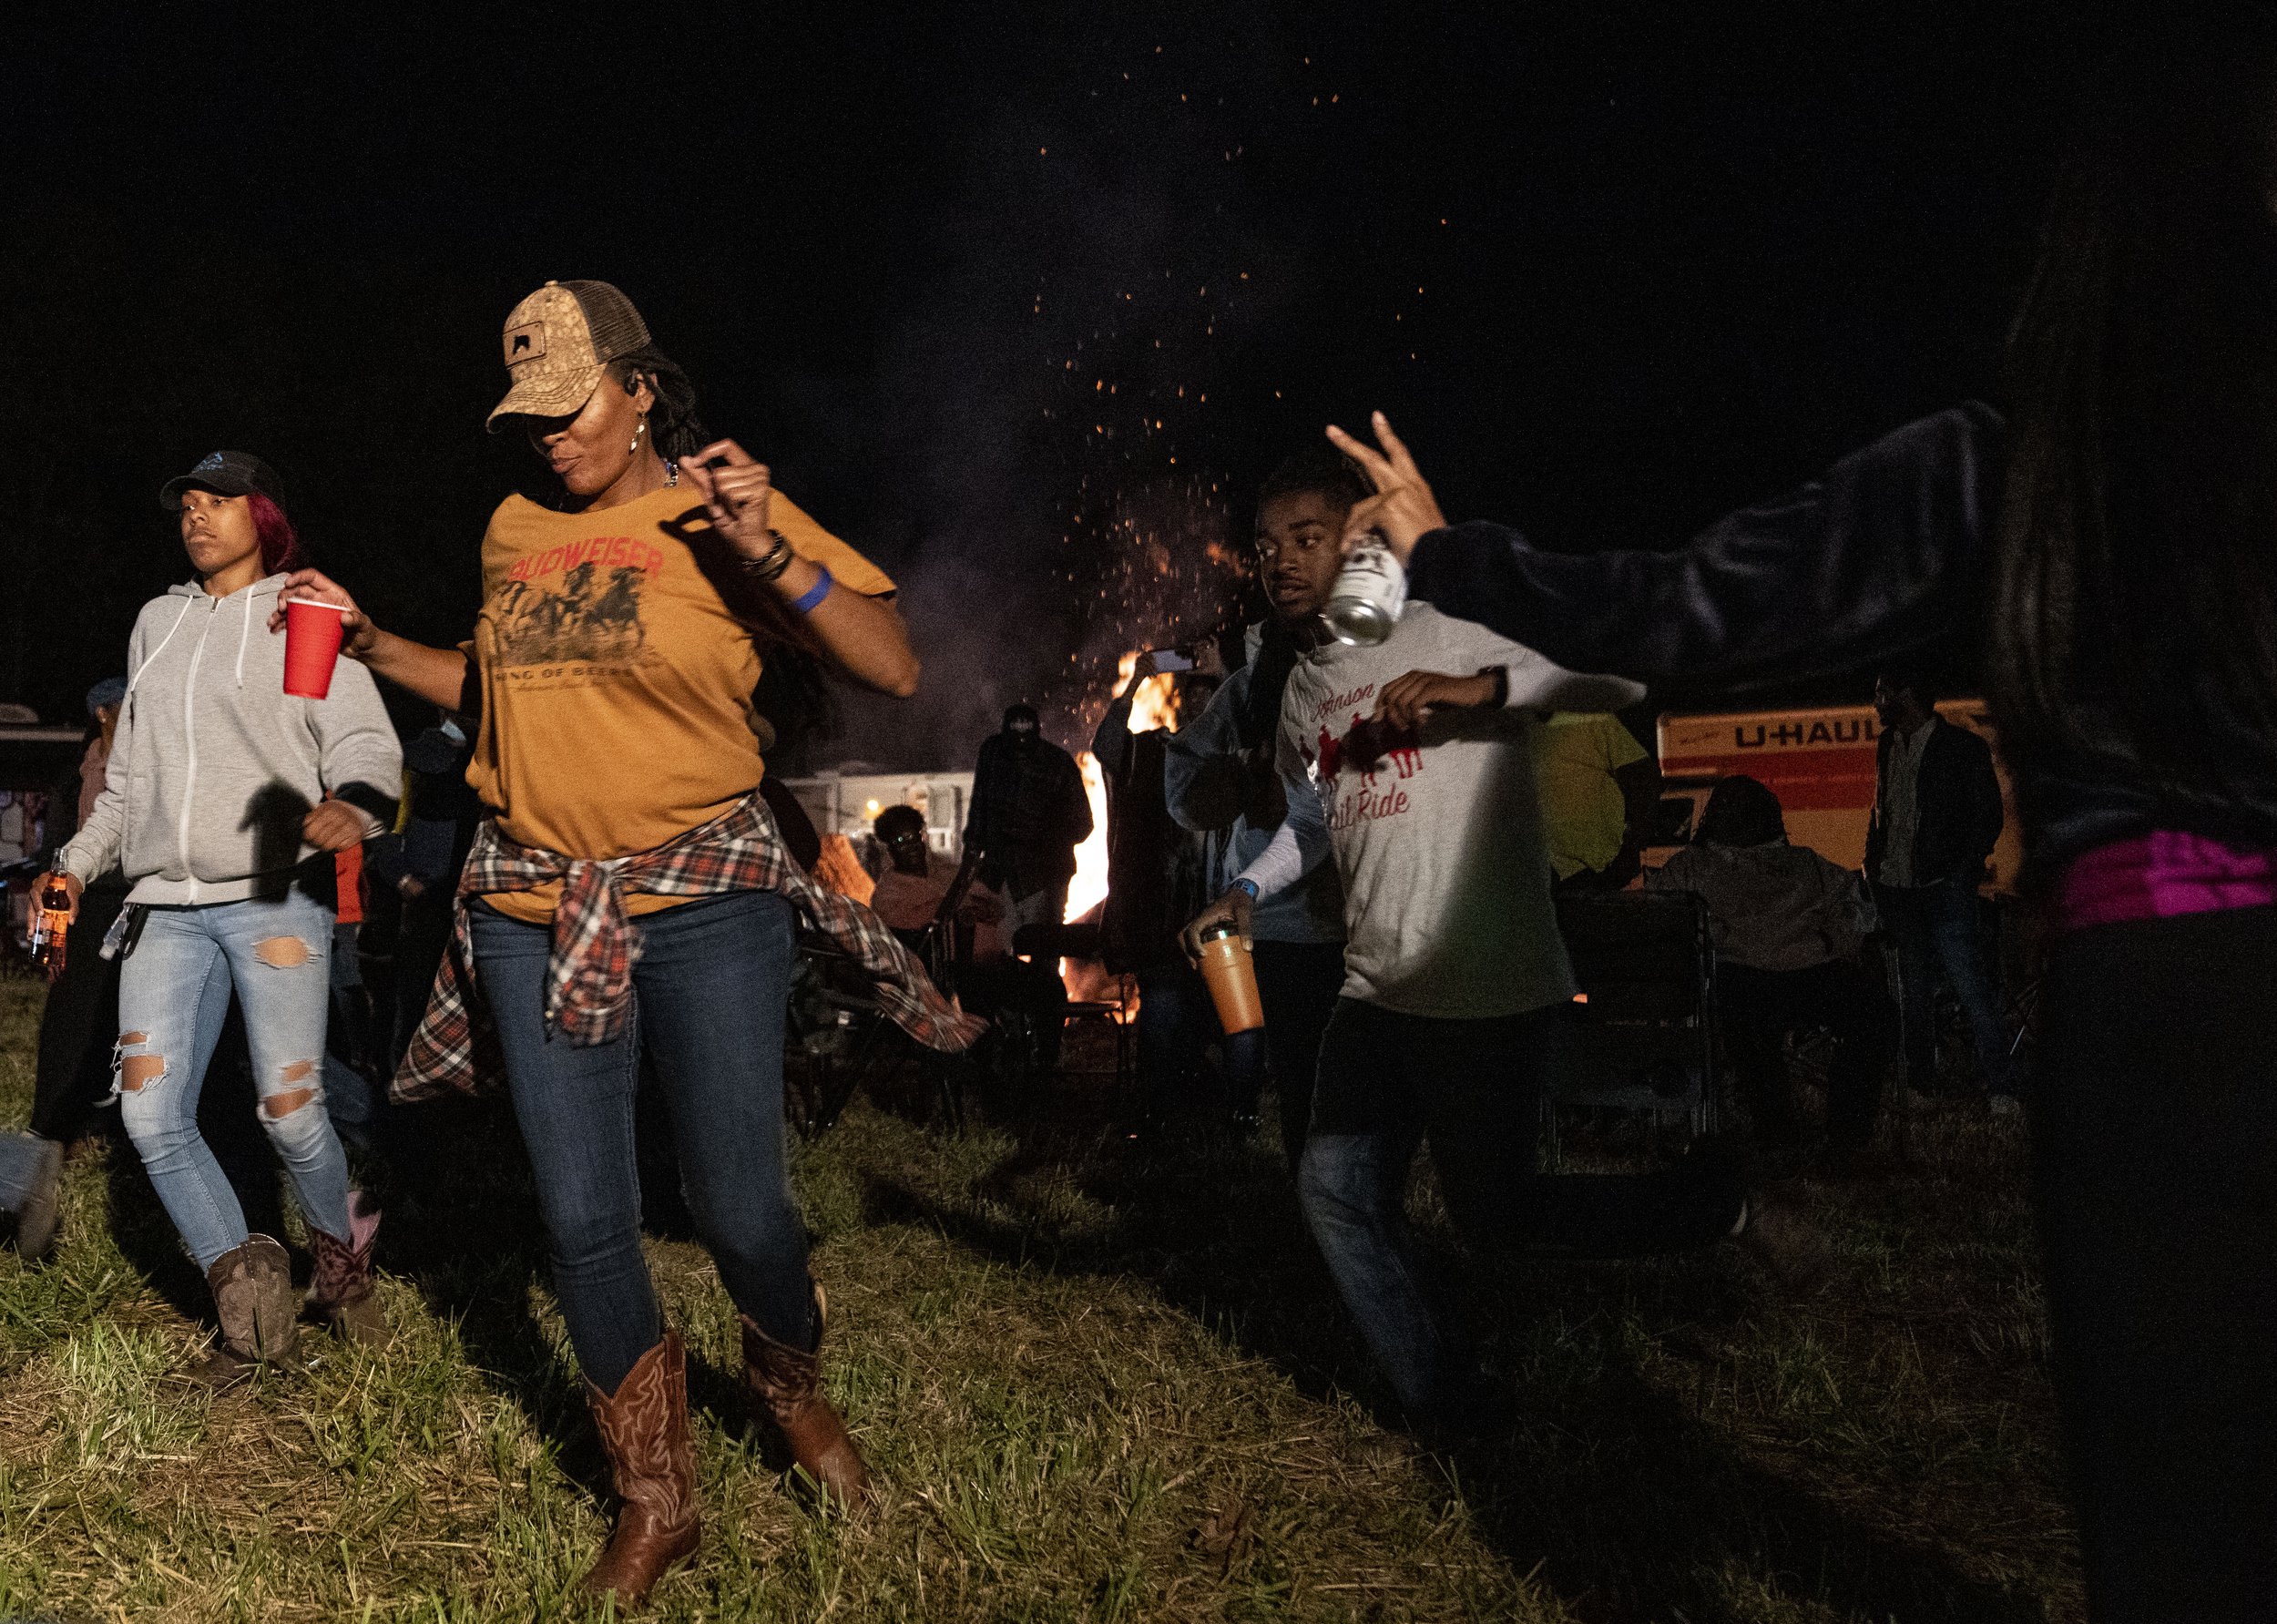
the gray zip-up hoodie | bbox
[59,575,402,906]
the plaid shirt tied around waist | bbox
[394,791,986,1101]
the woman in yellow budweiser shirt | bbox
[279,281,977,1604]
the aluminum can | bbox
[1323,537,1406,646]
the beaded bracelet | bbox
[735,529,795,581]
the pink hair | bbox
[246,490,305,577]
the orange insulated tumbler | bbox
[1194,919,1265,1035]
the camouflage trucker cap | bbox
[486,280,651,428]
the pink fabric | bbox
[2057,831,2277,934]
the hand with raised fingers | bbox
[1373,669,1496,733]
[1323,411,1447,567]
[269,569,376,659]
[680,439,779,558]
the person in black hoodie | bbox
[1864,668,2011,1110]
[963,704,1093,940]
[1321,26,2277,1614]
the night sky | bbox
[6,5,2096,768]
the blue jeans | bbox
[0,1133,56,1213]
[115,891,355,1270]
[1302,998,1740,1425]
[470,889,812,1394]
[1879,880,2010,1093]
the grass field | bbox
[0,973,2079,1621]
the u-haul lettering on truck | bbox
[1727,716,1875,750]
[1655,700,2023,893]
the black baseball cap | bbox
[159,450,285,511]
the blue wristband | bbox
[1233,878,1260,900]
[789,565,833,617]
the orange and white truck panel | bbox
[1652,701,2023,894]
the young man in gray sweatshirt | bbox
[1185,587,1744,1434]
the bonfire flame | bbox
[1065,652,1180,926]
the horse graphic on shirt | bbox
[491,561,651,668]
[1316,713,1423,787]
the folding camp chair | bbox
[1549,890,1722,1160]
[786,918,968,1137]
[1006,922,1135,1105]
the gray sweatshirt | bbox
[1237,603,1644,1019]
[60,576,402,906]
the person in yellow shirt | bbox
[1532,710,1659,891]
[279,281,928,1603]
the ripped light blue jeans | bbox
[115,890,354,1269]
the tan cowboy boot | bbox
[195,1234,301,1389]
[740,1282,872,1507]
[580,1332,701,1603]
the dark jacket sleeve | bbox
[965,737,1001,851]
[1959,727,2006,865]
[1402,403,2006,692]
[1059,749,1095,847]
[1864,734,1891,878]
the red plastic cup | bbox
[282,598,350,699]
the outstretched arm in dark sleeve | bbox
[1394,403,2006,693]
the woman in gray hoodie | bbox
[38,452,402,1386]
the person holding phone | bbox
[1092,641,1228,1131]
[277,281,977,1605]
[39,453,401,1384]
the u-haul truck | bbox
[1651,701,2024,895]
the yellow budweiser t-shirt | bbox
[465,480,894,924]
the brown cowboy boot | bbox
[580,1332,701,1603]
[307,1227,389,1346]
[195,1234,301,1389]
[740,1282,872,1507]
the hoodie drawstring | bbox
[127,598,198,698]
